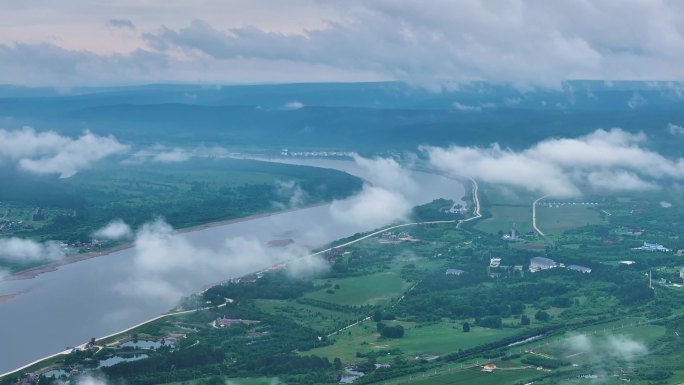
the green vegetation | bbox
[0,158,361,272]
[536,203,606,235]
[7,185,684,385]
[303,272,411,307]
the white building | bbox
[529,257,557,272]
[489,257,501,268]
[632,242,670,252]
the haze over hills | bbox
[1,81,684,155]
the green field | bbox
[536,204,605,235]
[309,320,520,363]
[304,272,412,307]
[474,205,533,235]
[254,299,360,333]
[379,366,541,385]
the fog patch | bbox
[125,144,233,164]
[667,123,684,136]
[286,254,329,278]
[660,201,672,208]
[352,155,417,193]
[282,101,304,110]
[115,218,324,305]
[563,333,648,377]
[329,185,411,228]
[93,219,133,240]
[0,237,65,262]
[273,180,309,209]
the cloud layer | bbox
[425,128,684,197]
[5,1,684,87]
[0,127,129,178]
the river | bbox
[0,158,464,373]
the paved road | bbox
[532,195,548,237]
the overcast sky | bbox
[3,0,684,88]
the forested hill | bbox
[1,81,683,155]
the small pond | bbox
[120,339,174,349]
[98,354,149,368]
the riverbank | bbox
[3,202,329,283]
[0,178,481,379]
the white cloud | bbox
[424,128,684,197]
[0,237,65,262]
[93,219,133,240]
[116,218,325,305]
[452,102,494,112]
[565,333,648,363]
[125,144,232,164]
[150,148,192,163]
[329,185,411,228]
[282,101,305,110]
[73,375,109,385]
[0,127,129,178]
[274,180,308,209]
[352,154,417,193]
[667,123,684,136]
[627,92,646,109]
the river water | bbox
[0,159,464,373]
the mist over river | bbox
[0,159,464,373]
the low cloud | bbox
[667,123,684,136]
[107,19,136,30]
[424,128,684,197]
[125,144,232,164]
[352,154,417,193]
[627,92,646,109]
[565,333,648,363]
[72,374,112,385]
[282,101,305,110]
[452,101,494,112]
[0,237,65,262]
[93,219,133,240]
[273,180,308,209]
[329,185,411,228]
[324,155,418,228]
[116,218,326,305]
[0,127,129,178]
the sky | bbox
[3,0,684,88]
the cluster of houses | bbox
[445,256,592,278]
[378,231,416,243]
[538,201,599,207]
[280,149,357,157]
[214,317,260,328]
[632,242,670,252]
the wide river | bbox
[0,158,464,373]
